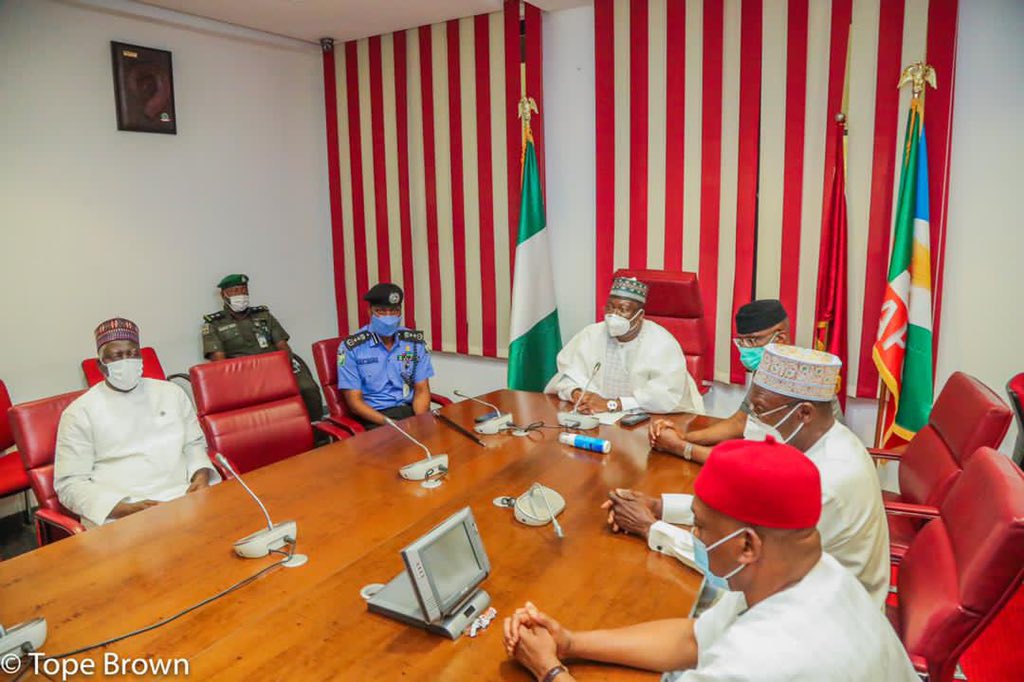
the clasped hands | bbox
[503,602,572,680]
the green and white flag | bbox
[507,123,561,391]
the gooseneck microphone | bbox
[453,390,515,435]
[384,418,449,488]
[557,362,602,430]
[571,362,602,412]
[216,453,307,567]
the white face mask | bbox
[103,358,143,392]
[227,294,249,313]
[605,309,642,338]
[744,402,805,445]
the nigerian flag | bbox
[872,98,934,443]
[507,126,561,391]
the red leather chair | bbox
[612,269,710,394]
[888,447,1024,682]
[8,390,87,546]
[0,380,32,523]
[311,337,452,434]
[190,351,348,475]
[81,346,189,386]
[1007,373,1024,467]
[875,372,1012,564]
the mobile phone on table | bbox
[620,412,650,427]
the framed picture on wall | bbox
[110,41,177,134]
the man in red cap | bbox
[54,318,221,527]
[503,439,916,682]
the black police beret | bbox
[364,282,404,306]
[735,299,788,334]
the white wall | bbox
[0,0,334,407]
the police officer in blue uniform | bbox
[338,283,435,428]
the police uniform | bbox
[202,274,324,421]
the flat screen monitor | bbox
[401,507,490,623]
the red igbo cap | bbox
[94,317,139,352]
[694,436,822,529]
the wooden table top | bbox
[0,391,712,680]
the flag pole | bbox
[874,383,890,448]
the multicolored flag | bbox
[872,96,934,444]
[814,116,850,410]
[507,99,561,391]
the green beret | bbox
[218,273,249,289]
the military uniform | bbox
[337,326,434,427]
[202,305,324,421]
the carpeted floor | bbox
[0,510,36,560]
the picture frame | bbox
[110,41,177,134]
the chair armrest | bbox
[166,372,191,383]
[35,508,85,536]
[327,414,365,434]
[313,421,353,442]
[885,501,940,520]
[910,654,929,678]
[430,393,453,407]
[870,447,904,462]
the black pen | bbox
[432,409,487,447]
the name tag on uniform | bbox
[256,333,269,349]
[357,357,379,365]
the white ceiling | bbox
[137,0,590,43]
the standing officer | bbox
[338,283,434,428]
[202,274,324,421]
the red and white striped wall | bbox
[593,0,958,395]
[321,2,545,358]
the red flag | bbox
[814,117,849,410]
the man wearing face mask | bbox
[649,299,843,460]
[544,276,703,415]
[503,439,916,682]
[54,318,221,528]
[609,344,889,606]
[202,273,324,421]
[337,283,435,428]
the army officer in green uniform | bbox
[202,274,324,421]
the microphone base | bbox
[557,412,600,431]
[282,553,309,568]
[473,413,513,435]
[0,617,47,658]
[400,454,449,482]
[233,520,298,559]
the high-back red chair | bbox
[889,447,1024,682]
[875,372,1012,563]
[1007,373,1024,467]
[8,390,87,545]
[611,269,710,393]
[0,380,32,524]
[81,347,190,386]
[311,337,452,434]
[190,351,346,475]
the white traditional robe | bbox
[649,422,890,607]
[662,553,918,681]
[55,379,221,527]
[544,320,703,414]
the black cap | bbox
[735,299,788,334]
[364,282,404,307]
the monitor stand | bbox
[367,571,491,640]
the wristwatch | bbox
[607,399,619,411]
[542,665,568,682]
[683,442,695,461]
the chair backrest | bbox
[8,390,85,516]
[81,347,167,386]
[0,379,14,451]
[898,372,1012,508]
[1007,373,1024,465]
[612,268,708,386]
[311,337,351,422]
[895,447,1024,682]
[190,351,313,474]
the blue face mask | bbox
[369,314,401,337]
[738,346,766,371]
[692,526,749,591]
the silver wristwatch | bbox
[607,399,619,412]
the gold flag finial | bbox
[518,96,539,125]
[897,62,937,98]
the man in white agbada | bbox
[503,439,917,682]
[545,276,703,415]
[55,317,221,528]
[605,344,890,607]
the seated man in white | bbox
[544,276,703,415]
[55,318,221,528]
[604,344,890,607]
[504,439,917,682]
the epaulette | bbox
[250,305,269,313]
[396,329,425,343]
[344,330,373,349]
[203,311,226,323]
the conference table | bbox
[0,391,714,680]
